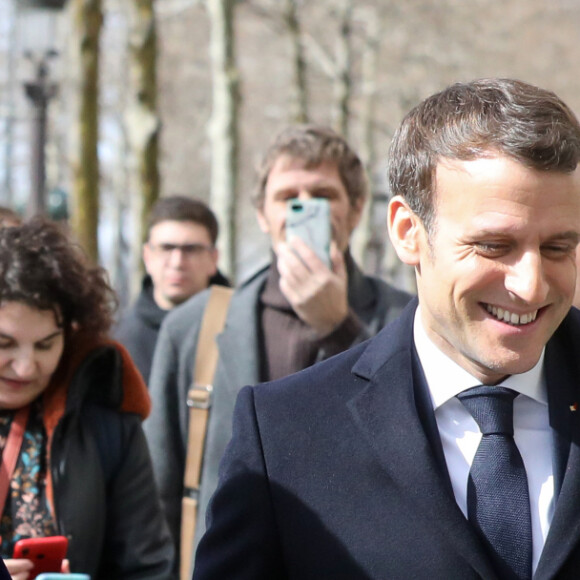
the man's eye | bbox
[313,189,336,200]
[542,244,574,256]
[181,244,210,255]
[475,243,507,255]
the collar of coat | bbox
[42,334,150,438]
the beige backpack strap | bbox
[180,285,233,580]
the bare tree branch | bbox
[332,0,353,137]
[283,0,308,123]
[302,32,336,78]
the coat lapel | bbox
[347,301,498,579]
[534,310,580,579]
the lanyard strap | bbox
[0,406,30,517]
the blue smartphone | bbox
[286,198,331,267]
[36,575,90,580]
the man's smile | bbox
[484,303,539,326]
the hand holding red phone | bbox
[4,557,69,580]
[10,536,68,579]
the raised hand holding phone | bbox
[278,237,349,336]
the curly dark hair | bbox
[0,217,117,339]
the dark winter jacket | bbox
[115,273,230,383]
[42,337,174,579]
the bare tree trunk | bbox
[71,0,102,263]
[126,0,160,295]
[351,6,380,270]
[359,8,380,172]
[206,0,239,279]
[2,2,17,207]
[112,104,132,308]
[333,0,353,138]
[283,0,308,123]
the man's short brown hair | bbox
[254,124,368,209]
[388,78,580,234]
[147,195,219,245]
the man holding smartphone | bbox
[145,125,412,577]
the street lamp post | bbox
[16,0,67,218]
[23,51,57,217]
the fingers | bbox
[4,558,34,580]
[277,239,349,334]
[284,237,329,273]
[278,242,324,301]
[278,241,309,285]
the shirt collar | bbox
[413,306,547,410]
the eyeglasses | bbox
[148,242,214,258]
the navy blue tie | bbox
[457,386,533,580]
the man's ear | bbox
[387,196,425,266]
[256,208,270,234]
[142,242,152,275]
[348,196,366,233]
[209,247,219,276]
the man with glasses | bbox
[115,195,229,383]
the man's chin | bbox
[166,286,205,308]
[167,294,190,307]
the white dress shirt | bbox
[413,307,554,572]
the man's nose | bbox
[297,190,314,201]
[167,247,186,267]
[504,251,550,304]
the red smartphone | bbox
[13,536,68,579]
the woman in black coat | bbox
[0,218,174,579]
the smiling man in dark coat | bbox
[193,79,580,580]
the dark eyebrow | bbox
[473,230,580,244]
[0,330,63,343]
[36,330,64,343]
[272,187,298,198]
[544,231,580,244]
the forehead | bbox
[433,156,580,233]
[148,220,212,243]
[265,155,344,193]
[0,302,60,337]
